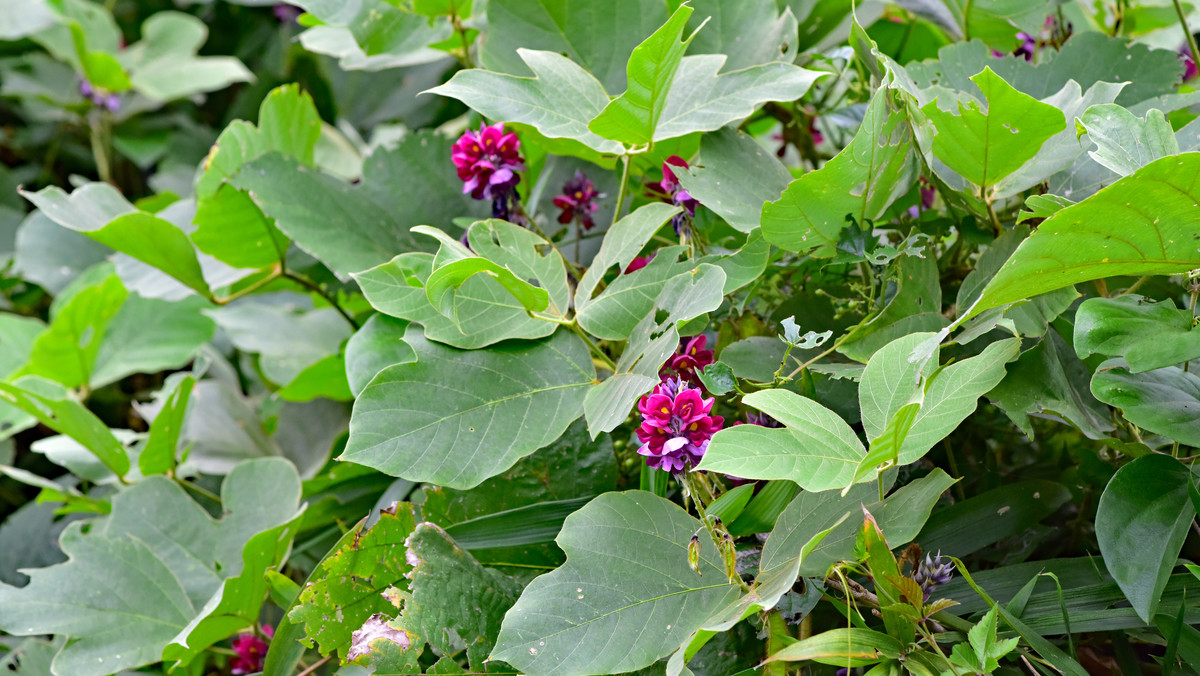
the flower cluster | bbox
[912,553,955,600]
[230,625,273,675]
[553,171,602,230]
[451,123,525,218]
[79,80,119,112]
[646,155,698,237]
[660,335,714,384]
[636,377,724,472]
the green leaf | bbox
[838,255,947,363]
[921,67,1065,191]
[697,361,737,396]
[491,491,743,675]
[674,127,792,233]
[120,12,252,102]
[425,49,623,155]
[19,272,126,388]
[577,247,714,340]
[0,376,129,478]
[345,314,416,397]
[294,0,452,70]
[1091,361,1200,446]
[1075,295,1200,372]
[588,5,695,145]
[290,504,420,659]
[1076,104,1178,177]
[969,154,1200,319]
[763,469,956,580]
[696,389,866,490]
[404,524,523,668]
[1096,454,1193,623]
[90,294,216,389]
[0,458,301,676]
[139,375,194,476]
[342,326,594,489]
[687,0,798,70]
[21,183,212,298]
[208,299,351,388]
[761,85,918,256]
[655,56,824,142]
[988,328,1115,439]
[192,85,321,269]
[766,627,899,667]
[575,202,679,313]
[356,252,556,349]
[480,0,669,94]
[0,313,44,379]
[918,480,1073,557]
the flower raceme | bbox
[661,334,714,384]
[451,123,525,201]
[636,377,724,472]
[912,553,955,600]
[230,625,273,674]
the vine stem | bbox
[567,321,615,370]
[89,115,113,186]
[282,270,360,329]
[610,154,632,228]
[296,655,332,676]
[1175,0,1200,80]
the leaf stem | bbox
[611,154,632,228]
[176,478,222,505]
[567,321,616,371]
[296,655,332,676]
[89,114,113,186]
[1175,0,1200,80]
[281,270,360,329]
[213,265,282,305]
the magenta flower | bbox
[636,377,724,472]
[1182,46,1198,81]
[230,625,273,674]
[661,335,714,384]
[451,123,525,201]
[625,252,655,274]
[646,156,699,237]
[554,171,602,230]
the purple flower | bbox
[646,156,699,237]
[1013,32,1036,61]
[1182,46,1198,81]
[230,625,273,674]
[624,252,655,274]
[661,335,715,384]
[636,377,724,473]
[78,79,120,112]
[553,171,602,230]
[912,553,955,600]
[274,3,302,23]
[451,123,525,201]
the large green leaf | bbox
[687,0,798,70]
[921,67,1065,192]
[18,273,127,388]
[491,491,743,675]
[0,458,301,676]
[0,375,128,477]
[0,314,44,379]
[1075,295,1200,373]
[292,0,452,71]
[290,504,419,659]
[119,12,251,101]
[341,326,594,489]
[480,0,670,96]
[1092,361,1200,446]
[345,314,416,397]
[90,294,215,389]
[207,298,351,388]
[1076,104,1178,177]
[1096,454,1193,623]
[674,128,791,233]
[425,50,622,155]
[574,202,679,312]
[969,154,1200,319]
[762,469,956,580]
[696,389,866,490]
[588,5,694,145]
[761,84,918,256]
[577,246,713,340]
[654,56,824,142]
[988,329,1114,439]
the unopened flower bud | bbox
[721,534,738,583]
[687,535,701,576]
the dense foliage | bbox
[3,0,1200,674]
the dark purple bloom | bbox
[636,377,724,472]
[274,3,302,23]
[1183,46,1198,81]
[553,171,602,230]
[661,335,715,384]
[912,553,954,600]
[1013,32,1036,60]
[230,625,273,674]
[78,79,120,112]
[451,123,525,201]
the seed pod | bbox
[687,535,702,576]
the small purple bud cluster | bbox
[912,552,955,600]
[660,335,714,385]
[452,123,525,220]
[553,171,602,230]
[635,376,724,473]
[79,80,119,112]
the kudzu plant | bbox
[1,0,1200,675]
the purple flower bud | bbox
[660,335,714,385]
[912,552,955,600]
[103,94,120,112]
